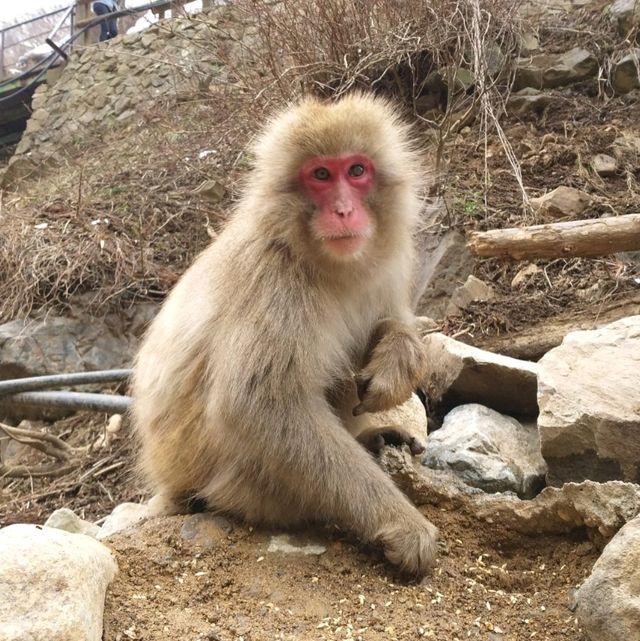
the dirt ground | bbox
[102,505,596,641]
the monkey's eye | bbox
[348,164,365,177]
[313,167,330,180]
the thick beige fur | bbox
[132,93,438,576]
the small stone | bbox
[45,507,101,538]
[530,186,591,219]
[446,275,495,316]
[180,513,233,548]
[507,88,555,117]
[97,502,150,540]
[611,51,640,94]
[591,153,618,177]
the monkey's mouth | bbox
[322,234,367,256]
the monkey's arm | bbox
[354,318,427,416]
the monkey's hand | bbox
[356,426,426,456]
[375,512,439,577]
[354,319,428,416]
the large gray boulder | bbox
[423,404,546,498]
[538,316,640,486]
[0,524,117,641]
[514,47,598,90]
[422,333,539,416]
[576,515,640,641]
[0,308,156,378]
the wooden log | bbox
[467,214,640,260]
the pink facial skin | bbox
[298,154,376,257]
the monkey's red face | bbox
[298,154,376,258]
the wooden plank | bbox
[467,214,640,260]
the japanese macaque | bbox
[133,93,438,576]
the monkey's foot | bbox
[356,426,426,456]
[375,516,439,578]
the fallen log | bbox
[467,213,640,260]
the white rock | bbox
[424,404,546,498]
[0,524,117,641]
[538,316,640,485]
[422,333,538,416]
[576,515,640,641]
[44,507,100,538]
[267,534,326,556]
[97,502,150,540]
[530,185,592,219]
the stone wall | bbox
[4,5,252,181]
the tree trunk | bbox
[467,214,640,260]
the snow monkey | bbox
[133,93,438,576]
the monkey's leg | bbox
[356,426,426,456]
[204,403,438,577]
[354,319,428,416]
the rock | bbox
[445,275,495,315]
[97,502,151,540]
[45,507,101,538]
[424,404,546,498]
[591,153,618,177]
[180,513,234,548]
[0,315,135,379]
[608,0,640,36]
[422,333,538,416]
[383,447,640,541]
[507,87,556,117]
[519,31,540,55]
[576,515,640,641]
[267,534,327,556]
[414,230,475,319]
[530,185,592,219]
[611,51,640,94]
[514,47,598,90]
[538,316,640,486]
[367,393,428,452]
[0,523,117,641]
[193,178,225,203]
